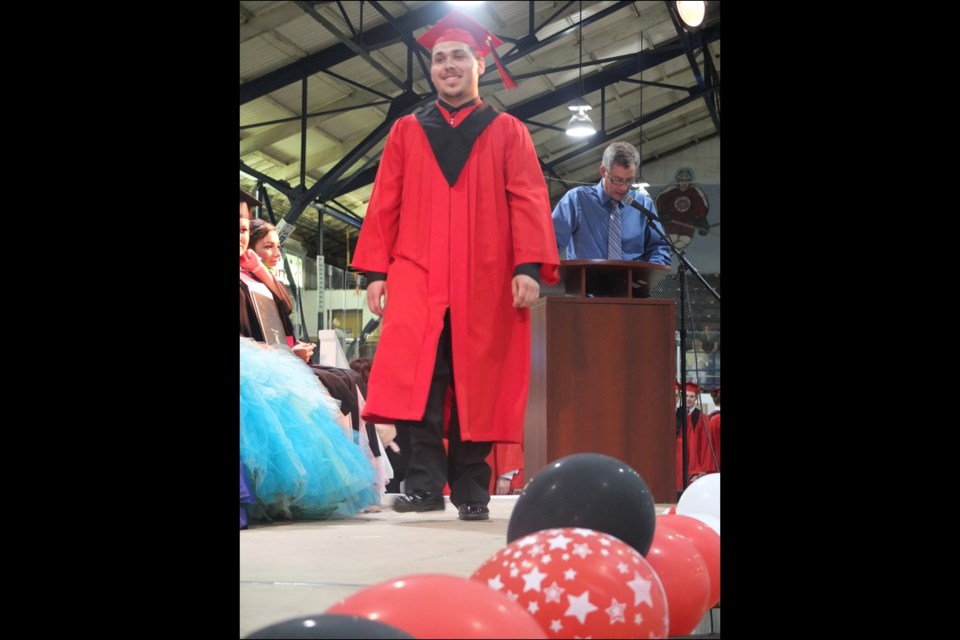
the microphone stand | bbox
[346,317,382,360]
[624,195,720,491]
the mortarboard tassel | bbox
[488,36,518,89]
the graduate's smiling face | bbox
[431,41,484,106]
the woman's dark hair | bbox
[349,357,373,384]
[249,218,277,250]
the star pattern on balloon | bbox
[605,598,626,624]
[544,581,565,603]
[522,566,548,592]
[565,591,599,623]
[471,528,668,639]
[547,533,573,549]
[627,571,654,608]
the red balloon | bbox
[657,514,721,607]
[645,525,711,636]
[471,528,669,639]
[327,573,546,639]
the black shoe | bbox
[457,502,490,521]
[393,490,445,513]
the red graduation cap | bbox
[417,9,517,89]
[684,381,700,394]
[674,380,682,392]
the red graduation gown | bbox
[703,410,720,473]
[676,408,710,490]
[352,102,560,443]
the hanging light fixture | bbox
[635,29,647,190]
[567,97,595,137]
[675,1,707,30]
[566,1,596,138]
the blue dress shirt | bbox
[551,180,671,265]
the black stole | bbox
[416,102,500,187]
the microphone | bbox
[620,194,664,225]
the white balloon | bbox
[677,472,720,521]
[683,512,720,536]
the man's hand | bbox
[495,477,512,495]
[368,280,388,316]
[512,274,540,308]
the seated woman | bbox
[248,219,304,342]
[239,190,378,522]
[240,219,314,364]
[247,220,389,497]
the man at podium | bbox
[551,141,671,265]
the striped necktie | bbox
[607,199,623,260]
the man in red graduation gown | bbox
[352,9,560,521]
[677,381,710,495]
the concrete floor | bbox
[240,495,718,637]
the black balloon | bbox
[507,453,657,556]
[246,614,415,639]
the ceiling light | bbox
[566,112,596,137]
[567,97,593,113]
[566,1,596,138]
[675,1,706,29]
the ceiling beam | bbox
[281,90,432,227]
[240,160,363,229]
[240,3,448,105]
[272,130,379,181]
[240,3,306,44]
[294,1,406,90]
[665,2,720,135]
[543,85,717,171]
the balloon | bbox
[507,453,657,556]
[677,472,720,521]
[657,514,721,607]
[684,512,720,536]
[327,573,547,639]
[246,614,414,638]
[471,527,669,638]
[644,525,711,636]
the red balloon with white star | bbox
[470,528,669,639]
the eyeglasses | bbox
[606,175,635,187]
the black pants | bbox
[396,310,492,506]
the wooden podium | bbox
[525,260,677,502]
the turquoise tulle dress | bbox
[239,336,379,521]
